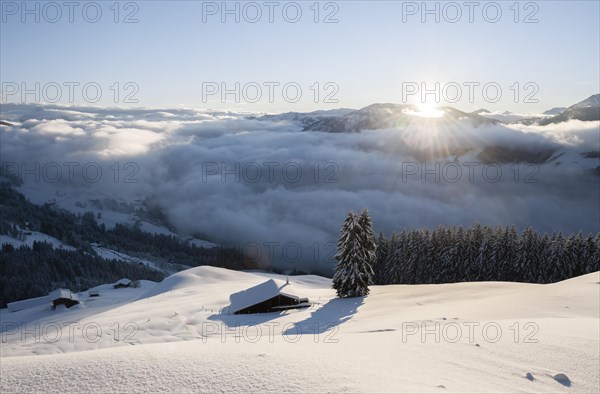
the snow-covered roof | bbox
[7,295,51,312]
[7,289,78,311]
[114,278,132,286]
[48,289,78,301]
[229,279,300,314]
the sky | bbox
[1,0,599,113]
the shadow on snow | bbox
[283,296,364,335]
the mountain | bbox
[302,103,496,133]
[476,111,543,124]
[543,107,567,115]
[472,108,491,114]
[252,108,355,127]
[540,94,600,125]
[571,94,600,109]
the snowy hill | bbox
[1,266,598,393]
[0,230,75,251]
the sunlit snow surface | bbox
[1,266,598,393]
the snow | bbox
[0,232,174,274]
[6,295,52,312]
[0,231,75,251]
[90,245,169,273]
[16,182,175,235]
[10,183,218,251]
[138,221,177,237]
[0,267,598,393]
[188,238,218,249]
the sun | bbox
[411,102,444,118]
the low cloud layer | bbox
[1,103,599,273]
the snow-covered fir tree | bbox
[332,209,376,297]
[384,232,403,284]
[518,227,540,282]
[372,232,388,285]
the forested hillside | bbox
[0,183,250,306]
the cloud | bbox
[30,119,86,136]
[1,104,599,273]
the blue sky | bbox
[1,0,599,113]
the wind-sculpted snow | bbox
[1,103,599,272]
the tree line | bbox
[0,241,165,307]
[373,224,599,285]
[333,209,600,298]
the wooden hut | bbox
[229,279,309,314]
[49,289,79,310]
[113,278,133,289]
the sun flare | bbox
[412,102,445,118]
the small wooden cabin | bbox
[229,279,309,314]
[49,289,79,310]
[113,278,133,289]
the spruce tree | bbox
[385,233,402,284]
[519,227,540,282]
[332,209,375,297]
[373,232,389,285]
[549,232,567,282]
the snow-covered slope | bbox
[16,183,176,234]
[1,267,598,393]
[12,183,218,247]
[90,244,189,274]
[0,230,75,250]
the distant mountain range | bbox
[478,95,599,126]
[255,94,599,132]
[301,103,495,133]
[251,95,599,166]
[251,109,354,127]
[539,94,600,125]
[543,107,567,115]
